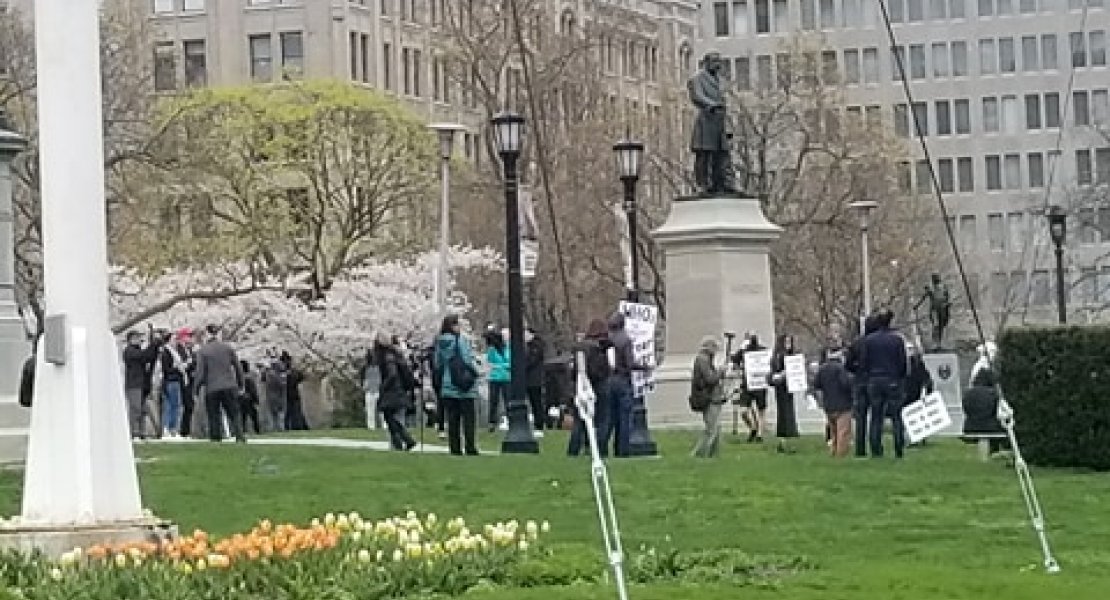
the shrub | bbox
[998,326,1110,471]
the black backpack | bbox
[584,342,611,386]
[446,336,477,393]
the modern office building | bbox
[132,0,697,165]
[696,0,1109,332]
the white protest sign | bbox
[785,354,808,393]
[618,301,657,397]
[742,349,772,391]
[901,391,952,443]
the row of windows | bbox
[978,209,1110,252]
[890,91,1110,137]
[711,0,1105,36]
[987,268,1110,308]
[899,147,1107,196]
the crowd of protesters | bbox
[121,325,309,443]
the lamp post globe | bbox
[491,111,538,454]
[1046,205,1068,324]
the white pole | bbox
[22,0,143,525]
[861,220,872,318]
[437,155,450,315]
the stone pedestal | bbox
[0,519,176,559]
[651,196,781,427]
[0,116,30,465]
[923,351,963,435]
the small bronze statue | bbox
[687,52,737,196]
[914,273,952,349]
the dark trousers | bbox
[240,396,261,434]
[853,384,870,457]
[180,383,195,437]
[383,407,415,450]
[597,378,633,457]
[285,396,309,431]
[443,396,478,455]
[487,381,508,425]
[868,377,907,458]
[693,149,732,192]
[206,389,243,442]
[527,386,544,431]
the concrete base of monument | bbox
[647,356,702,428]
[0,518,177,558]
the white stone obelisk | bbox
[21,0,143,525]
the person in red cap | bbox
[159,327,195,438]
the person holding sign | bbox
[736,334,769,443]
[768,334,801,454]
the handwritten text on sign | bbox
[619,301,657,397]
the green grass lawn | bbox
[2,429,1107,599]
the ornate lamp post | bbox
[849,200,878,334]
[613,138,644,301]
[1046,205,1068,325]
[491,111,538,454]
[427,123,466,316]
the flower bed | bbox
[0,511,551,599]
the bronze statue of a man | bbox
[915,273,952,348]
[687,53,736,196]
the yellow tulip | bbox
[357,549,372,564]
[541,521,551,534]
[49,567,63,581]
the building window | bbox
[773,0,788,31]
[1094,89,1110,122]
[843,0,863,26]
[1092,31,1107,66]
[412,49,422,97]
[988,213,1005,251]
[1001,94,1019,133]
[890,0,905,21]
[960,215,977,254]
[183,0,204,10]
[894,103,910,137]
[938,158,955,193]
[936,100,952,135]
[249,34,273,82]
[908,0,925,20]
[983,96,1000,132]
[1045,92,1061,127]
[714,2,729,36]
[916,159,931,194]
[932,42,949,77]
[977,0,992,16]
[1031,271,1052,307]
[183,39,206,87]
[1019,0,1036,12]
[734,1,751,34]
[897,161,912,192]
[844,49,861,84]
[912,101,928,136]
[891,45,906,81]
[1021,36,1039,71]
[735,57,751,89]
[909,44,926,79]
[383,42,392,90]
[997,0,1013,13]
[1025,94,1041,129]
[949,41,967,76]
[280,32,304,79]
[930,0,948,18]
[999,37,1016,73]
[1008,212,1025,252]
[1004,153,1021,189]
[1076,149,1093,184]
[957,157,974,191]
[979,39,996,75]
[951,0,967,17]
[1028,152,1045,187]
[154,41,176,91]
[1074,90,1090,125]
[755,0,770,33]
[955,99,971,133]
[1042,34,1058,70]
[862,47,879,82]
[819,0,836,28]
[986,155,1002,190]
[153,0,174,13]
[349,32,358,80]
[1071,32,1087,67]
[801,0,817,29]
[1098,148,1110,184]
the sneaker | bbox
[498,418,509,432]
[534,430,545,439]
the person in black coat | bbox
[846,314,880,457]
[239,360,262,434]
[375,334,416,451]
[123,329,162,439]
[733,333,769,443]
[281,351,310,431]
[768,334,800,453]
[524,328,546,436]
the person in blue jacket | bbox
[435,315,480,456]
[484,326,511,432]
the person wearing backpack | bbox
[435,315,480,456]
[690,336,725,458]
[375,333,417,451]
[568,319,611,456]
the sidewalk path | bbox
[145,436,454,454]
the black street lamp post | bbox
[613,137,657,457]
[1047,205,1068,325]
[613,138,644,301]
[492,111,539,454]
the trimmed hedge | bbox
[998,326,1110,471]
